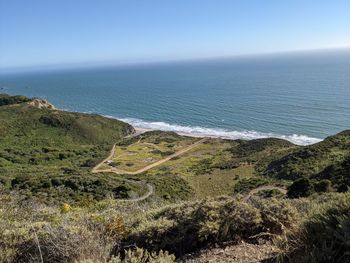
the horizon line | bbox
[1,46,350,75]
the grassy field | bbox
[146,136,293,198]
[144,139,254,197]
[108,132,197,172]
[182,165,255,197]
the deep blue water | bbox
[1,49,350,145]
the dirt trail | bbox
[120,182,154,202]
[113,138,207,175]
[92,129,154,202]
[244,185,287,201]
[91,129,145,173]
[93,137,207,175]
[92,130,206,202]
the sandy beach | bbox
[134,126,213,139]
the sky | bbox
[0,0,350,70]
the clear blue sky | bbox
[0,0,349,69]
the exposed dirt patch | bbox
[182,242,278,263]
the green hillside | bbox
[0,94,140,202]
[264,130,350,189]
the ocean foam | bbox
[108,116,322,146]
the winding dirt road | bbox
[92,129,155,202]
[93,137,207,175]
[119,181,154,202]
[93,130,287,203]
[91,143,118,173]
[92,130,206,202]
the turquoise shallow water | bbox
[1,49,350,145]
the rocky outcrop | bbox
[27,99,56,110]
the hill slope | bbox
[0,94,139,202]
[264,130,350,188]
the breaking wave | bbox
[107,116,322,146]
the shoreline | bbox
[134,127,217,139]
[133,126,322,145]
[118,117,322,146]
[0,93,325,146]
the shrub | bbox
[256,189,285,199]
[251,198,298,236]
[121,247,175,263]
[337,183,349,193]
[280,193,350,263]
[214,159,239,170]
[313,179,332,193]
[0,94,31,106]
[138,173,193,201]
[105,215,128,240]
[0,192,126,263]
[188,158,214,175]
[287,178,313,198]
[127,197,298,256]
[233,177,269,194]
[76,248,175,263]
[12,224,115,263]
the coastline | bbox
[117,117,322,146]
[0,92,323,146]
[134,126,217,139]
[132,125,322,146]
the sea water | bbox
[1,49,350,145]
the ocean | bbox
[1,49,350,145]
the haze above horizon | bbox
[1,0,349,70]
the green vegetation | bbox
[264,131,350,188]
[287,178,336,199]
[7,173,146,204]
[233,177,271,193]
[3,189,350,262]
[229,138,294,159]
[0,94,137,202]
[287,178,314,198]
[0,191,299,262]
[127,197,298,257]
[1,94,350,262]
[107,131,196,172]
[0,192,176,263]
[317,155,350,192]
[142,137,295,198]
[280,193,350,263]
[134,172,193,201]
[0,93,31,106]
